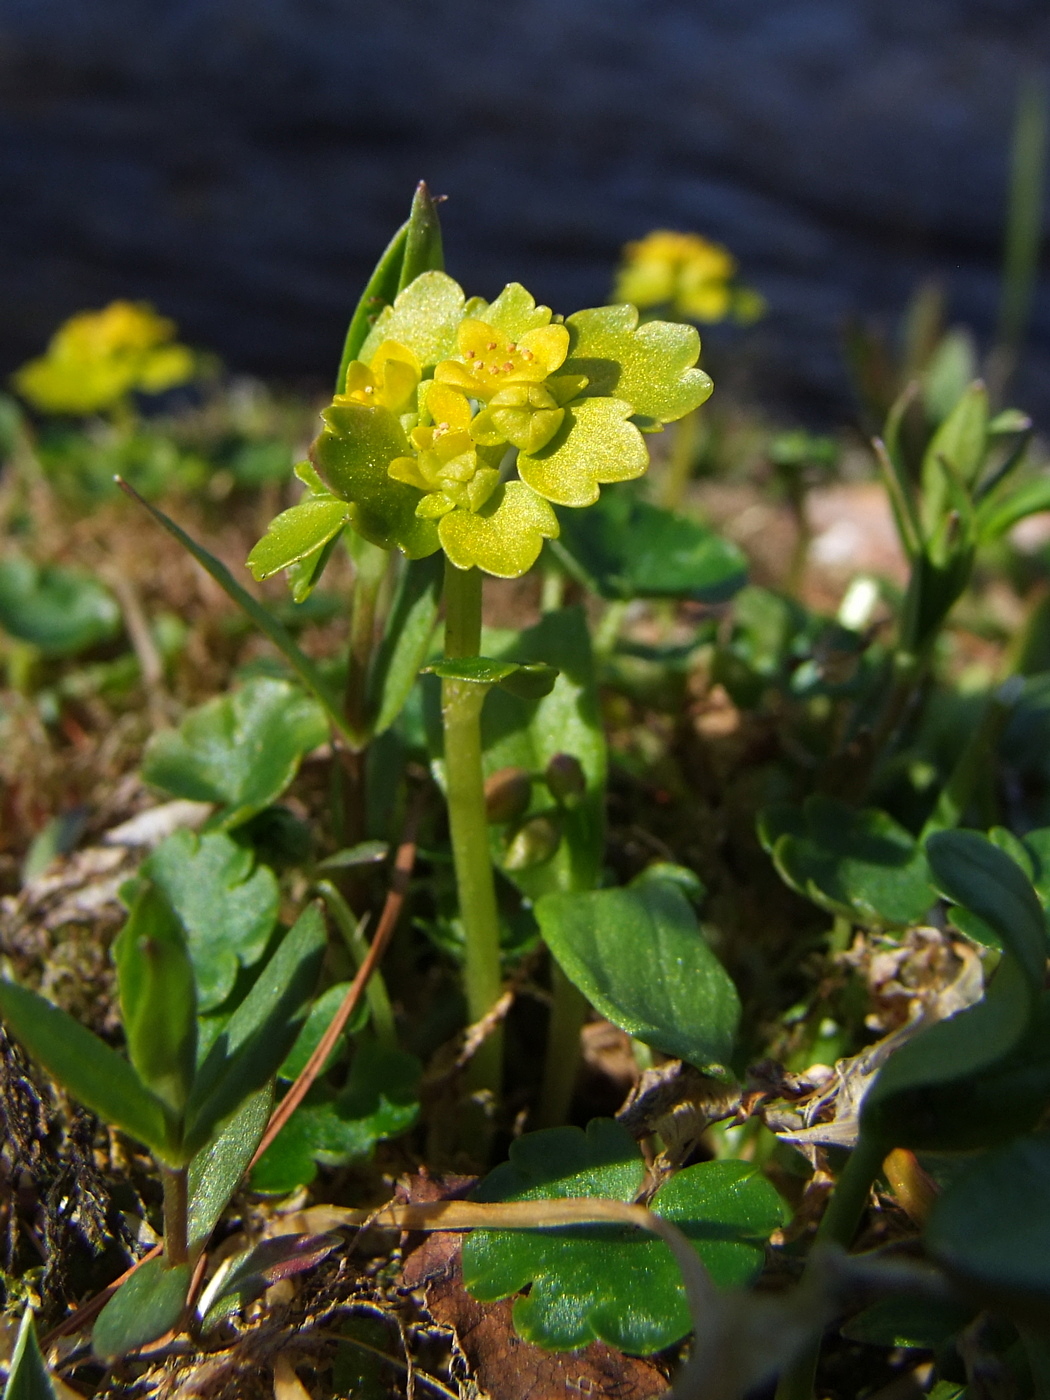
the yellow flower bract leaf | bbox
[518,396,647,508]
[438,480,559,578]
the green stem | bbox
[160,1164,189,1267]
[659,407,702,511]
[316,879,398,1050]
[442,560,503,1094]
[774,1134,885,1400]
[536,965,588,1127]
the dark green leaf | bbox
[840,1297,975,1349]
[536,876,740,1069]
[92,1257,191,1362]
[398,181,445,291]
[117,479,351,739]
[113,883,198,1116]
[198,1232,340,1331]
[142,830,279,1012]
[926,1131,1050,1307]
[187,1082,273,1248]
[250,1040,420,1193]
[0,557,121,656]
[462,1119,786,1355]
[0,979,173,1158]
[183,903,326,1155]
[424,657,559,699]
[142,678,328,829]
[335,225,409,395]
[759,797,935,929]
[3,1309,57,1400]
[367,553,442,735]
[552,490,746,602]
[277,980,367,1081]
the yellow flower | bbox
[13,301,196,415]
[613,230,763,326]
[388,381,501,518]
[341,340,421,414]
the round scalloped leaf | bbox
[0,557,122,657]
[359,271,466,370]
[564,305,712,424]
[247,496,350,581]
[313,401,439,558]
[518,397,647,508]
[474,282,554,341]
[438,480,559,578]
[758,796,935,929]
[142,829,280,1012]
[927,1131,1050,1306]
[462,1119,786,1355]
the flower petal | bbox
[438,481,559,578]
[564,304,713,423]
[517,396,647,508]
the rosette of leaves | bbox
[248,277,713,581]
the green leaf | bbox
[141,830,279,1012]
[198,1232,340,1331]
[286,529,344,604]
[246,496,351,582]
[462,1119,786,1355]
[187,1082,273,1248]
[552,489,746,601]
[3,1309,58,1400]
[475,282,554,341]
[312,400,438,559]
[92,1256,191,1362]
[926,1131,1050,1307]
[358,270,466,371]
[861,830,1048,1151]
[367,553,442,735]
[276,980,367,1081]
[0,557,121,657]
[977,474,1050,542]
[118,479,351,740]
[142,678,328,829]
[537,875,740,1069]
[183,902,326,1155]
[113,883,198,1116]
[840,1297,975,1349]
[0,978,173,1157]
[424,656,558,700]
[250,1040,421,1193]
[437,480,559,578]
[563,304,713,424]
[758,797,935,929]
[518,397,647,508]
[336,225,409,395]
[397,181,445,292]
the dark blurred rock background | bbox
[1,0,1048,418]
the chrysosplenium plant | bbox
[249,186,712,1090]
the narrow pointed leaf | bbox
[4,1309,58,1400]
[0,979,173,1157]
[187,1081,273,1248]
[367,552,442,735]
[336,222,410,395]
[398,181,444,291]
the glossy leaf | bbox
[536,875,740,1069]
[119,480,351,740]
[198,1232,340,1331]
[367,552,442,735]
[4,1309,58,1400]
[142,678,328,829]
[0,557,121,657]
[187,1082,273,1248]
[518,397,647,508]
[246,496,351,582]
[0,978,173,1158]
[113,883,198,1116]
[438,479,559,577]
[563,304,713,424]
[926,1131,1050,1306]
[92,1256,191,1362]
[183,902,326,1155]
[425,656,558,699]
[141,829,279,1012]
[759,796,935,929]
[250,1039,421,1193]
[552,488,746,601]
[861,830,1048,1151]
[463,1119,785,1354]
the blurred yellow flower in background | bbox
[614,230,765,325]
[13,300,196,415]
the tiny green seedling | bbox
[0,886,325,1360]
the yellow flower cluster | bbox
[614,230,765,325]
[13,301,196,416]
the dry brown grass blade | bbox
[249,793,422,1168]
